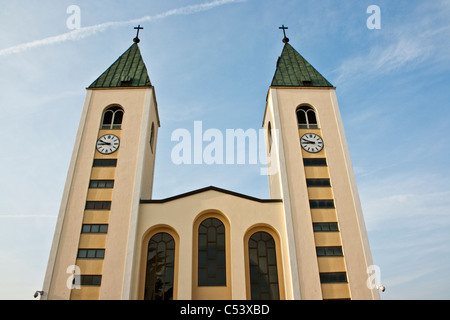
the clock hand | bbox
[98,140,111,145]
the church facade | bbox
[41,32,379,300]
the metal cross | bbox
[279,24,289,43]
[133,25,144,43]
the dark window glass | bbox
[313,222,339,232]
[309,200,335,209]
[77,249,87,258]
[93,159,117,167]
[303,158,327,167]
[248,232,280,300]
[316,246,344,257]
[89,180,114,188]
[150,123,155,151]
[85,201,111,210]
[113,110,123,126]
[307,110,318,126]
[320,272,348,283]
[79,275,102,286]
[144,233,175,300]
[102,111,113,128]
[306,179,331,187]
[198,218,226,286]
[81,224,108,234]
[77,249,105,259]
[297,106,318,129]
[101,106,124,130]
[267,122,273,153]
[296,109,307,126]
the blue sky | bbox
[0,0,449,300]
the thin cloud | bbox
[333,2,450,86]
[334,35,430,86]
[0,0,246,57]
[361,173,450,231]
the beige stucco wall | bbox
[131,189,288,300]
[43,87,158,300]
[263,87,378,300]
[264,88,320,299]
[43,77,377,300]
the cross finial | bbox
[133,25,144,43]
[279,24,289,43]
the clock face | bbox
[96,134,120,154]
[300,133,324,153]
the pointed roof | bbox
[89,42,151,88]
[271,43,333,87]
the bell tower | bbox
[42,33,160,300]
[263,33,379,300]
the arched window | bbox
[248,231,280,300]
[198,218,226,286]
[144,232,175,300]
[267,122,273,153]
[101,106,124,129]
[296,106,318,129]
[150,122,155,152]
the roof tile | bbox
[271,43,333,87]
[89,43,151,88]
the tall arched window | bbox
[101,106,124,129]
[150,122,155,152]
[198,218,226,286]
[144,232,175,300]
[267,122,273,153]
[248,231,280,300]
[296,106,318,129]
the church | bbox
[41,27,379,300]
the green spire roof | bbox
[89,42,151,88]
[271,43,333,87]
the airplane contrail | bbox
[0,0,246,57]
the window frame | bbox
[303,158,327,167]
[306,179,331,187]
[77,249,105,259]
[197,218,226,287]
[309,199,335,209]
[101,106,124,130]
[81,224,108,234]
[313,222,339,232]
[316,246,344,257]
[144,232,176,300]
[248,231,280,300]
[78,275,102,286]
[89,180,115,189]
[320,272,348,284]
[92,159,117,167]
[85,201,111,210]
[267,122,273,153]
[150,122,155,152]
[296,105,319,129]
